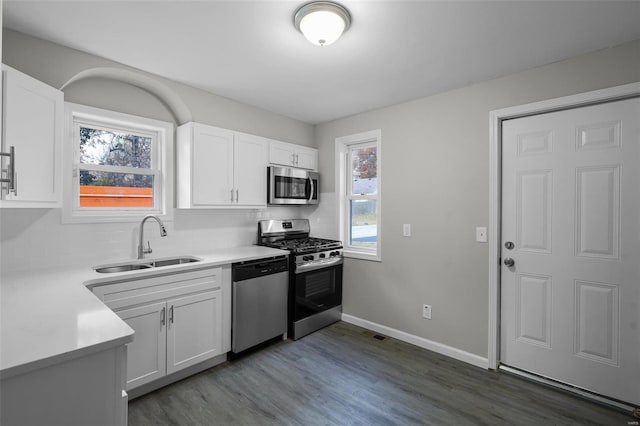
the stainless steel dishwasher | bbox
[231,255,289,354]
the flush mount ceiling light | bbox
[294,1,351,46]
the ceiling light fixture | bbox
[294,1,351,47]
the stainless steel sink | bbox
[94,256,201,273]
[95,264,153,273]
[149,257,201,267]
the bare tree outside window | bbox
[79,127,153,187]
[350,145,378,247]
[351,146,377,182]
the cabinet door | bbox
[115,302,167,390]
[234,133,267,207]
[166,290,222,375]
[294,146,318,171]
[191,124,234,206]
[1,65,63,207]
[268,140,296,167]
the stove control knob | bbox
[330,251,340,257]
[319,253,326,258]
[303,255,313,261]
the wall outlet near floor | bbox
[422,304,432,319]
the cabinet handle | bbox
[169,305,174,324]
[0,146,17,195]
[236,189,239,203]
[292,152,296,165]
[230,188,234,202]
[160,306,166,326]
[295,153,299,166]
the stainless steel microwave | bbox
[268,166,319,205]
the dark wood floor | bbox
[129,321,632,425]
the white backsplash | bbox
[307,192,338,240]
[0,197,336,274]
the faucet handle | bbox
[144,241,153,255]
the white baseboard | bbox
[341,313,489,369]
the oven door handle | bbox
[295,257,343,274]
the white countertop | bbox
[0,245,288,379]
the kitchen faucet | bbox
[137,215,168,259]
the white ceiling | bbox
[3,1,640,124]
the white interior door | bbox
[500,97,640,405]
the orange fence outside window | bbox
[80,186,153,208]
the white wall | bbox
[315,39,640,359]
[0,30,319,273]
[2,30,315,144]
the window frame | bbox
[63,102,174,223]
[335,129,382,262]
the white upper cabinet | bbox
[177,122,268,208]
[268,139,318,171]
[233,132,269,206]
[177,123,234,207]
[1,64,63,208]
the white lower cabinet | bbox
[166,291,222,374]
[0,345,127,426]
[93,267,226,392]
[116,301,167,389]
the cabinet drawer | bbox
[93,267,221,311]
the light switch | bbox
[476,226,487,243]
[403,224,411,237]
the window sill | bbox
[343,250,381,262]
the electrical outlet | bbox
[422,304,432,319]
[403,224,411,237]
[476,226,487,243]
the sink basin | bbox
[150,257,201,267]
[95,264,152,273]
[94,256,202,273]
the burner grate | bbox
[262,237,342,254]
[258,219,342,254]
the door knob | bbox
[503,257,515,267]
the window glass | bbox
[80,127,152,168]
[350,200,377,247]
[350,146,377,195]
[77,125,156,209]
[79,171,154,208]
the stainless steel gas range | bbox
[258,219,343,340]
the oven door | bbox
[293,260,343,322]
[268,166,319,205]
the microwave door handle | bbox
[308,177,315,201]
